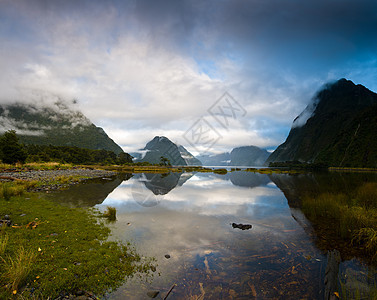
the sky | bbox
[1,0,377,155]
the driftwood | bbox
[163,283,176,300]
[324,249,341,300]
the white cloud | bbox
[1,0,377,155]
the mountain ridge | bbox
[0,101,124,154]
[266,78,377,167]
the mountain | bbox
[266,78,377,167]
[178,145,202,166]
[197,145,268,166]
[230,146,269,166]
[0,101,124,154]
[135,136,201,165]
[196,152,231,166]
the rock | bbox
[0,220,12,227]
[147,291,159,298]
[231,223,252,230]
[164,254,171,259]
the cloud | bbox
[1,0,377,154]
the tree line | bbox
[0,130,132,165]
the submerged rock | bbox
[147,291,159,298]
[231,223,252,230]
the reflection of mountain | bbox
[140,172,194,195]
[229,171,270,188]
[269,172,377,208]
[46,174,131,206]
[201,171,271,188]
[270,172,377,263]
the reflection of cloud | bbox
[99,172,317,299]
[101,173,285,217]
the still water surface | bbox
[49,171,377,299]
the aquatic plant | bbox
[214,168,227,174]
[302,182,377,260]
[103,206,117,221]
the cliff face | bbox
[266,79,377,167]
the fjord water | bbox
[49,171,377,299]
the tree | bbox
[117,152,132,165]
[159,156,171,166]
[0,130,27,164]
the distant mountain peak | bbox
[137,136,201,166]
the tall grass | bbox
[302,182,377,259]
[0,182,24,200]
[2,246,36,291]
[0,181,37,200]
[0,234,8,257]
[103,206,117,221]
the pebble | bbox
[165,254,171,259]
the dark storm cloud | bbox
[1,0,377,152]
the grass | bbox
[0,193,155,298]
[0,234,8,256]
[2,246,37,292]
[302,182,377,260]
[0,162,73,172]
[213,168,228,174]
[103,206,117,221]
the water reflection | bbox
[45,171,377,299]
[46,174,131,207]
[99,172,326,299]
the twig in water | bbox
[163,283,176,300]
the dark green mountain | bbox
[0,101,124,154]
[266,79,377,167]
[135,136,201,166]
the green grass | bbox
[2,246,37,292]
[0,193,155,298]
[0,234,8,256]
[213,168,227,174]
[103,206,117,222]
[302,183,377,258]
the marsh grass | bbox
[302,182,377,260]
[213,168,227,174]
[0,182,25,200]
[0,193,155,298]
[2,246,37,291]
[103,206,117,221]
[0,234,8,257]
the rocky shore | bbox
[0,168,117,192]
